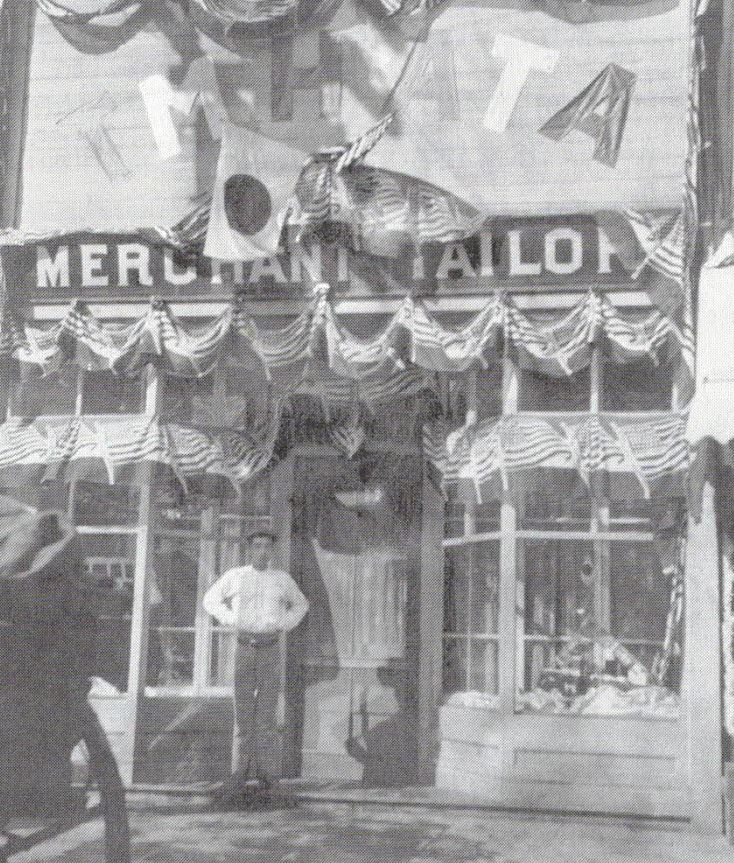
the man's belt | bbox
[237,631,279,647]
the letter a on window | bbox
[539,64,636,168]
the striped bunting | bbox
[1,292,690,389]
[408,300,503,371]
[0,416,275,489]
[433,412,689,501]
[190,0,298,25]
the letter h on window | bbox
[271,28,342,122]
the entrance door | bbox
[285,454,422,786]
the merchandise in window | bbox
[73,481,140,526]
[443,542,500,702]
[516,533,683,719]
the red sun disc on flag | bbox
[224,174,272,236]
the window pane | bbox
[80,533,136,693]
[444,496,501,538]
[208,627,237,688]
[74,481,140,526]
[601,357,672,411]
[443,542,499,696]
[82,371,144,414]
[517,537,683,718]
[444,368,503,424]
[161,374,214,425]
[146,535,199,688]
[520,477,592,531]
[610,543,677,676]
[519,367,590,412]
[443,636,467,697]
[9,363,79,416]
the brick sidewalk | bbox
[11,802,734,863]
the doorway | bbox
[284,453,422,786]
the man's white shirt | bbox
[203,566,309,634]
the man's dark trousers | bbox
[232,633,282,784]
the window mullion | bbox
[499,349,518,712]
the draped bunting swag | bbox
[0,290,692,387]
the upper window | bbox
[81,371,144,415]
[519,367,591,412]
[600,356,673,412]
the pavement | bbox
[10,801,734,863]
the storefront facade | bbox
[0,246,709,819]
[0,0,729,833]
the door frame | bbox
[275,446,435,783]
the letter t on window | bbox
[484,35,559,133]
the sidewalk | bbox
[11,801,734,863]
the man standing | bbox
[203,531,308,804]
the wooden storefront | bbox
[0,270,723,828]
[0,0,729,834]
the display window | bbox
[78,532,137,695]
[441,340,685,719]
[144,475,272,696]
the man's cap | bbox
[247,529,277,543]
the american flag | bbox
[597,294,673,361]
[329,419,366,458]
[617,414,690,495]
[500,416,575,472]
[140,197,211,251]
[0,421,49,471]
[409,299,503,371]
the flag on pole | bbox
[333,113,395,174]
[204,123,307,261]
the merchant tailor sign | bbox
[4,215,631,301]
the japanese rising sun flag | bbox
[204,124,307,261]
